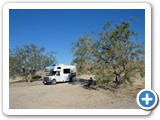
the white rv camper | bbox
[43,64,76,85]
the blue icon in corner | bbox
[137,89,158,110]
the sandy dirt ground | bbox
[9,75,144,109]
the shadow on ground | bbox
[10,78,43,83]
[68,78,120,92]
[68,78,97,90]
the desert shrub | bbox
[32,75,41,79]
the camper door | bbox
[55,71,62,82]
[63,68,70,81]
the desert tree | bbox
[9,44,57,82]
[70,35,95,74]
[71,20,145,86]
[94,21,144,85]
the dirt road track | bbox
[9,79,144,109]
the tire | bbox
[52,79,56,85]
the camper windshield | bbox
[47,71,56,76]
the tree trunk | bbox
[28,79,31,83]
[28,74,31,83]
[115,74,121,85]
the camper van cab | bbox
[43,64,76,85]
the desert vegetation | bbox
[71,20,145,86]
[9,44,56,82]
[9,20,145,88]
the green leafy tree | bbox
[71,20,145,86]
[70,35,94,74]
[9,44,57,82]
[95,21,144,85]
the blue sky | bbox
[9,9,145,65]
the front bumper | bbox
[43,77,52,84]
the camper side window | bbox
[63,69,70,74]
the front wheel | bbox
[52,79,56,85]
